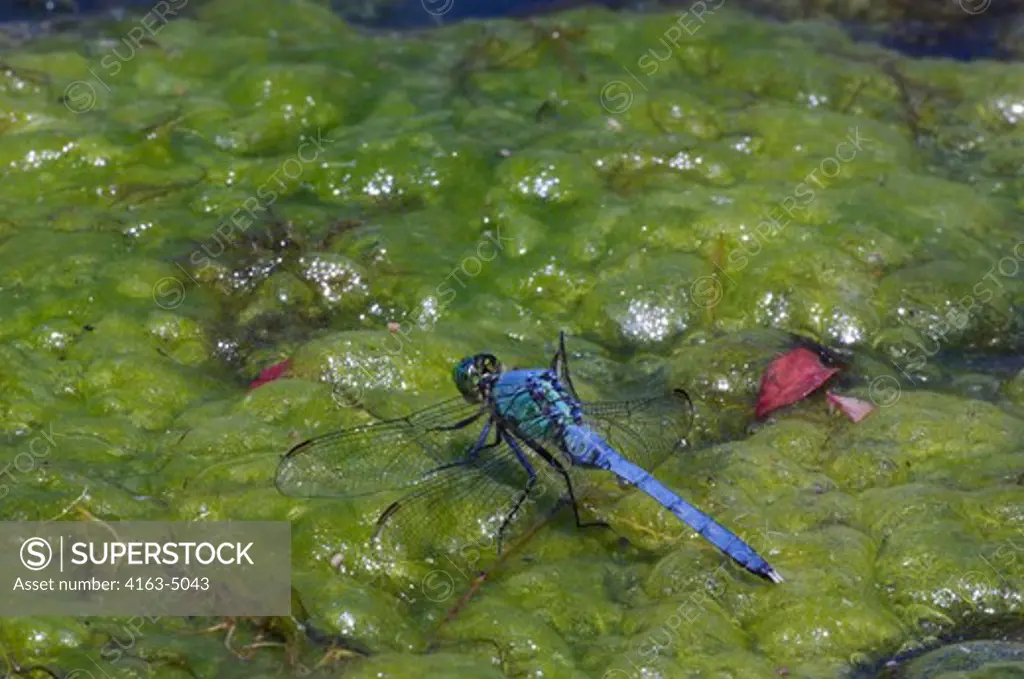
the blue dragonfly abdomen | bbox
[563,424,783,583]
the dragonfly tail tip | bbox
[766,568,785,584]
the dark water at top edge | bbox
[0,0,1019,62]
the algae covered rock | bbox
[896,641,1024,679]
[0,1,1023,678]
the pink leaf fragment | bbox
[826,391,875,423]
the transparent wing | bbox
[580,389,695,474]
[368,428,564,563]
[275,396,487,498]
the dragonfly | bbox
[275,333,783,583]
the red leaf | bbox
[826,391,875,423]
[250,359,292,390]
[755,347,839,419]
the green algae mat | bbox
[0,1,1023,677]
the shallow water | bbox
[0,1,1022,677]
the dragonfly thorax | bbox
[453,353,503,403]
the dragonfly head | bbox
[454,353,503,402]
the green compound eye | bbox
[453,354,502,402]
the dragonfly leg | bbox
[495,431,538,554]
[426,418,497,473]
[551,331,580,401]
[374,419,497,541]
[517,434,609,533]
